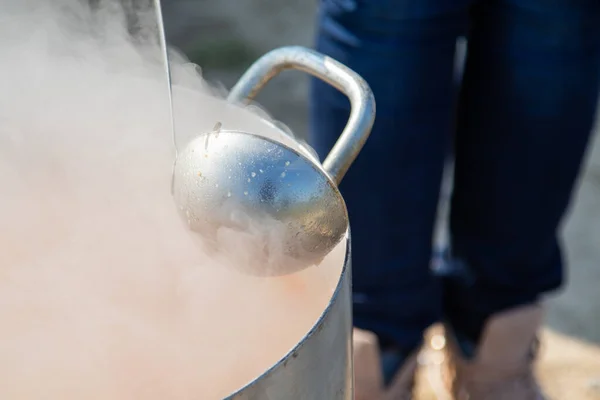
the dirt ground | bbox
[163,0,600,397]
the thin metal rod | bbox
[153,0,177,167]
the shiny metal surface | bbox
[227,236,353,400]
[227,46,375,184]
[172,129,346,272]
[172,46,375,274]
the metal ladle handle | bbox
[227,46,376,185]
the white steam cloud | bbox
[0,1,345,398]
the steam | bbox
[0,1,344,398]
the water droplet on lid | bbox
[244,191,248,196]
[227,191,231,197]
[285,161,290,166]
[280,172,286,178]
[259,169,264,173]
[247,178,251,182]
[251,172,256,177]
[215,183,219,188]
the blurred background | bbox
[162,0,313,135]
[159,0,600,396]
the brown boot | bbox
[353,328,418,400]
[443,305,547,400]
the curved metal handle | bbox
[227,46,375,185]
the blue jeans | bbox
[310,0,600,352]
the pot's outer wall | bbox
[227,235,353,400]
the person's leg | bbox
[310,0,471,361]
[444,0,600,396]
[447,0,600,344]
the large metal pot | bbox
[172,46,373,399]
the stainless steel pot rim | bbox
[225,230,351,399]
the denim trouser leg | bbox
[445,0,600,341]
[310,0,600,351]
[310,0,471,351]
